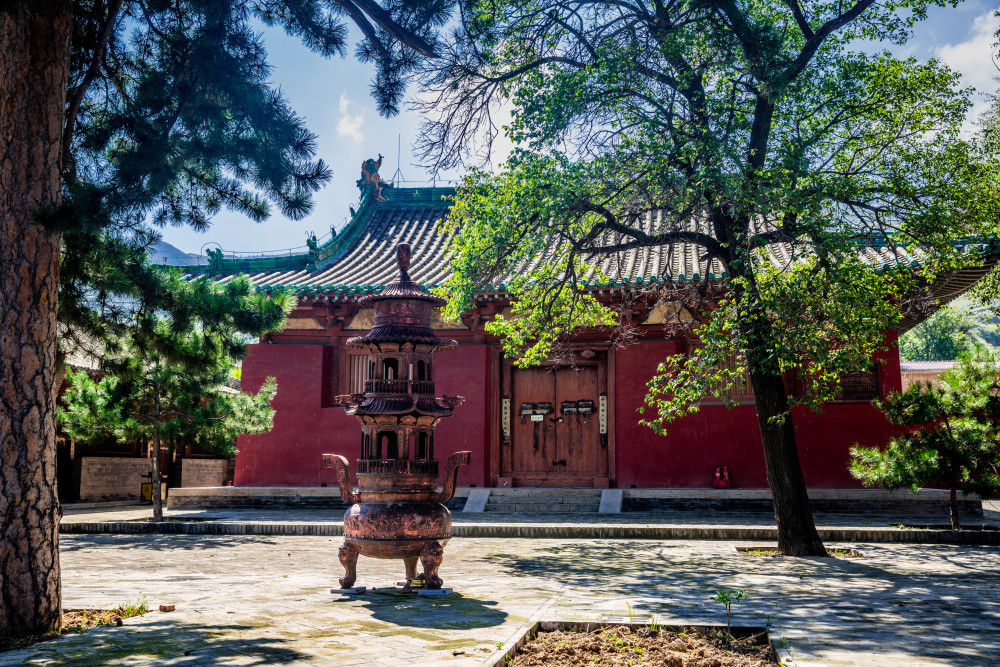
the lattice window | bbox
[836,369,879,401]
[344,348,370,394]
[691,343,754,401]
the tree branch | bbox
[786,0,877,82]
[785,0,814,39]
[63,0,124,173]
[347,0,438,57]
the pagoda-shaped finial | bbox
[397,243,411,278]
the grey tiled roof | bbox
[183,187,997,332]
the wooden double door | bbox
[502,358,608,486]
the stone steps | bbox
[483,488,603,513]
[485,503,601,513]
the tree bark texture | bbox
[0,0,73,636]
[747,362,828,556]
[729,259,827,556]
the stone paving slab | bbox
[3,534,999,666]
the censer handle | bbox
[435,451,472,503]
[322,454,360,503]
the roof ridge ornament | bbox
[357,154,391,203]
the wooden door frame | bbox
[496,344,615,487]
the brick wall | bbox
[78,457,151,501]
[181,459,228,488]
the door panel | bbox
[554,366,602,474]
[511,368,556,473]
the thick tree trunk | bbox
[949,487,960,530]
[0,0,73,636]
[748,363,828,556]
[730,260,827,556]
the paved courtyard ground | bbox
[3,528,998,666]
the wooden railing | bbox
[364,378,410,394]
[410,380,435,395]
[362,379,436,395]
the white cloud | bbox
[933,7,999,125]
[337,93,365,143]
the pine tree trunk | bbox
[151,433,164,522]
[0,0,72,636]
[949,487,960,530]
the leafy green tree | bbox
[899,306,975,361]
[850,347,1000,529]
[2,0,452,635]
[420,1,1000,555]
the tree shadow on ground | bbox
[3,619,313,666]
[59,534,281,553]
[477,541,1000,667]
[346,592,509,630]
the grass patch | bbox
[736,546,865,558]
[890,524,997,531]
[0,599,149,653]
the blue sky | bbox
[159,1,1000,256]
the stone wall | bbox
[181,459,228,488]
[78,457,151,501]
[901,370,945,390]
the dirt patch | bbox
[0,602,148,653]
[736,546,864,558]
[509,626,777,666]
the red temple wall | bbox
[424,344,490,488]
[235,342,490,487]
[612,332,902,489]
[236,331,902,489]
[236,344,350,487]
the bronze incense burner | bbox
[324,243,470,590]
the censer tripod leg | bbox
[404,556,419,582]
[419,541,444,589]
[338,541,360,589]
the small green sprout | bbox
[710,589,747,634]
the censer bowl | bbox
[343,500,452,559]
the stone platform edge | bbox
[167,486,982,515]
[168,486,972,502]
[57,520,1000,544]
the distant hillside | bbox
[953,296,1000,351]
[901,295,1000,361]
[149,240,202,266]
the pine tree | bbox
[60,269,290,521]
[60,343,279,522]
[851,347,1000,529]
[2,1,452,635]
